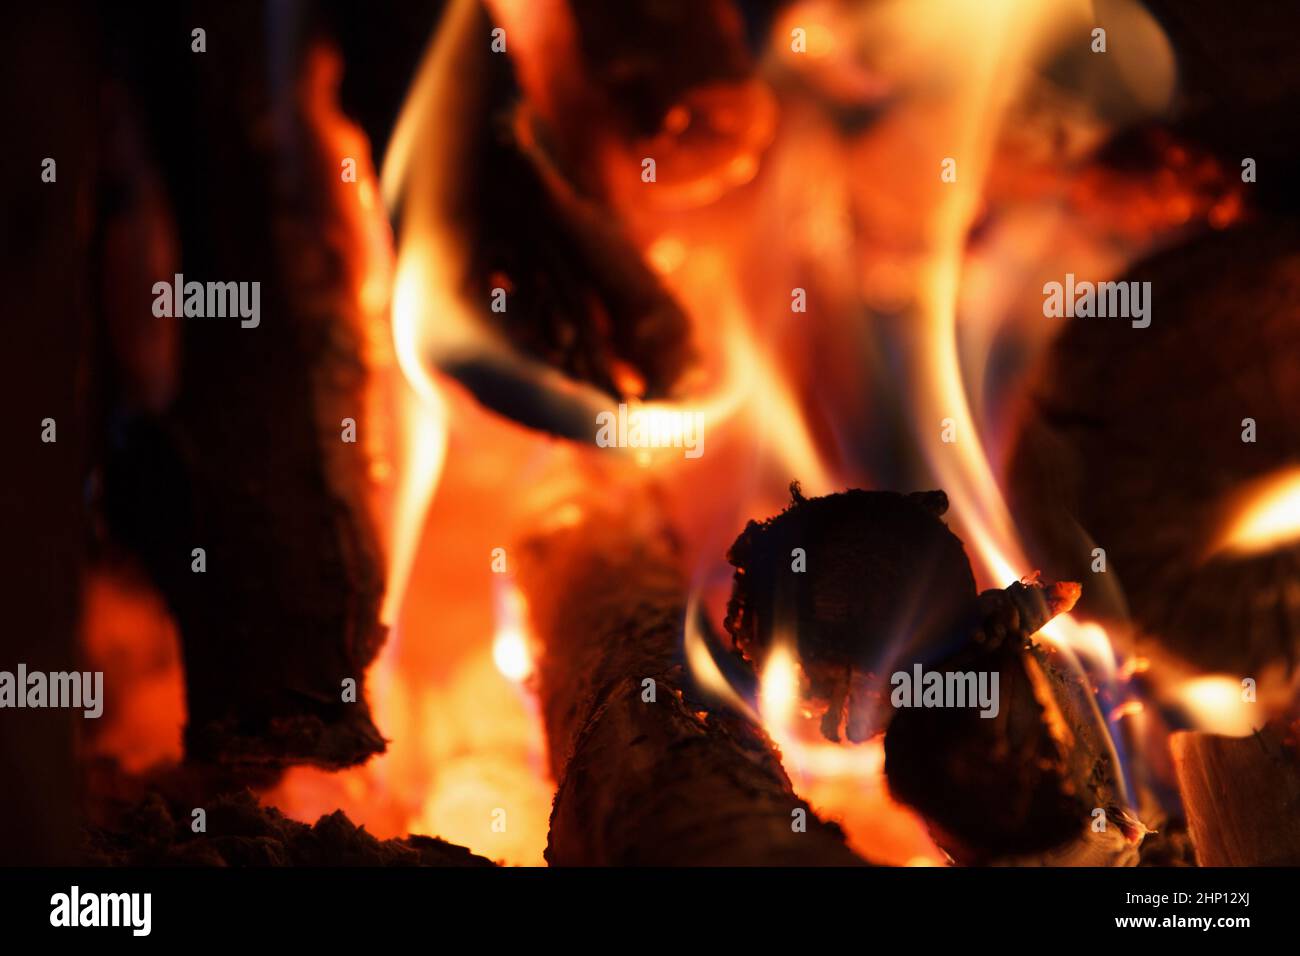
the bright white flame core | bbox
[1211,466,1300,558]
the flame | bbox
[759,639,801,729]
[669,0,1171,861]
[756,629,945,865]
[380,250,449,625]
[267,7,554,864]
[898,0,1079,589]
[1209,465,1300,559]
[264,0,1197,866]
[877,0,1134,702]
[720,0,1212,857]
[1175,676,1259,737]
[683,592,759,722]
[491,581,535,683]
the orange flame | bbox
[1208,466,1300,559]
[1175,676,1259,737]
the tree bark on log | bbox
[1171,721,1300,866]
[100,3,388,772]
[517,514,865,866]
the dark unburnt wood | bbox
[100,2,387,771]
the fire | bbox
[268,6,555,864]
[78,0,1246,870]
[1209,466,1300,559]
[380,249,449,625]
[491,582,535,683]
[759,640,800,728]
[896,0,1080,590]
[683,593,759,722]
[80,566,185,773]
[670,0,1196,859]
[98,0,1234,869]
[757,630,945,865]
[1175,676,1259,738]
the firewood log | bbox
[99,2,387,771]
[516,511,866,866]
[1007,219,1300,677]
[724,485,1142,864]
[383,0,695,428]
[885,634,1142,865]
[1170,721,1300,866]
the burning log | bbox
[1008,219,1300,676]
[724,485,1142,864]
[383,0,696,437]
[1170,721,1300,866]
[725,485,978,743]
[516,512,865,866]
[884,630,1141,866]
[485,0,773,205]
[99,4,388,771]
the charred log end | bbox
[724,486,977,687]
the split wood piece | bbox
[516,512,866,866]
[1007,220,1300,676]
[99,4,387,771]
[1170,721,1300,866]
